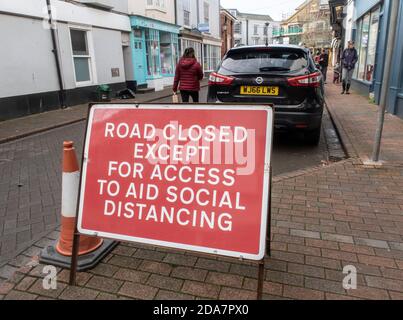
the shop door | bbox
[132,29,146,86]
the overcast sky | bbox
[220,0,307,21]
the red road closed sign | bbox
[78,104,273,260]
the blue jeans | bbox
[342,68,354,85]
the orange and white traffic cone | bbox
[55,141,103,256]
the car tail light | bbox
[287,72,322,88]
[208,72,234,86]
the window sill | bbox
[352,78,373,86]
[75,81,95,88]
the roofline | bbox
[220,8,238,21]
[223,8,273,21]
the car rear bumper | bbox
[274,111,323,131]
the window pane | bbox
[145,29,160,77]
[354,20,362,79]
[221,49,308,74]
[358,14,370,80]
[365,8,380,82]
[160,32,173,75]
[74,57,91,82]
[70,30,88,55]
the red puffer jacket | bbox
[173,58,204,92]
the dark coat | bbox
[173,58,204,92]
[341,48,358,70]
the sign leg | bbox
[266,166,273,257]
[257,260,265,300]
[69,227,80,286]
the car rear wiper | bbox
[259,67,291,72]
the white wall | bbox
[0,0,130,98]
[128,0,176,24]
[92,28,126,85]
[176,0,199,28]
[0,14,59,98]
[77,0,129,14]
[344,0,356,48]
[199,0,220,39]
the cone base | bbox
[56,238,104,257]
[39,239,118,272]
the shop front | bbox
[130,16,179,91]
[350,0,385,99]
[178,28,203,62]
[202,36,222,74]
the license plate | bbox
[240,86,279,96]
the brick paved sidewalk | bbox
[0,80,208,144]
[1,80,403,300]
[325,81,403,163]
[1,158,402,300]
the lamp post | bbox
[265,22,270,46]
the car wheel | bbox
[305,126,321,146]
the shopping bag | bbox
[172,92,179,103]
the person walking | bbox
[319,49,329,83]
[173,48,204,103]
[341,41,358,94]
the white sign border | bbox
[77,104,273,261]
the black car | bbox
[207,45,325,145]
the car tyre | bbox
[305,126,321,146]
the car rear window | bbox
[220,48,308,74]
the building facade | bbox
[128,0,180,91]
[273,0,332,49]
[329,0,403,118]
[175,0,222,74]
[220,8,237,57]
[0,0,131,121]
[228,9,276,46]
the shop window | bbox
[357,14,370,80]
[203,44,220,71]
[70,28,94,85]
[145,29,160,78]
[160,32,178,76]
[365,8,380,82]
[354,6,380,82]
[181,39,201,61]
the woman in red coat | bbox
[173,48,204,103]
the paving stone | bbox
[205,272,243,288]
[181,280,220,299]
[195,258,230,273]
[113,268,150,284]
[147,274,183,291]
[28,278,67,298]
[283,285,325,300]
[163,253,197,267]
[59,286,99,300]
[86,276,123,294]
[290,229,321,239]
[138,260,172,276]
[171,266,208,282]
[155,290,195,300]
[118,282,158,300]
[4,290,38,300]
[355,238,390,249]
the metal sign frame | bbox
[69,103,274,300]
